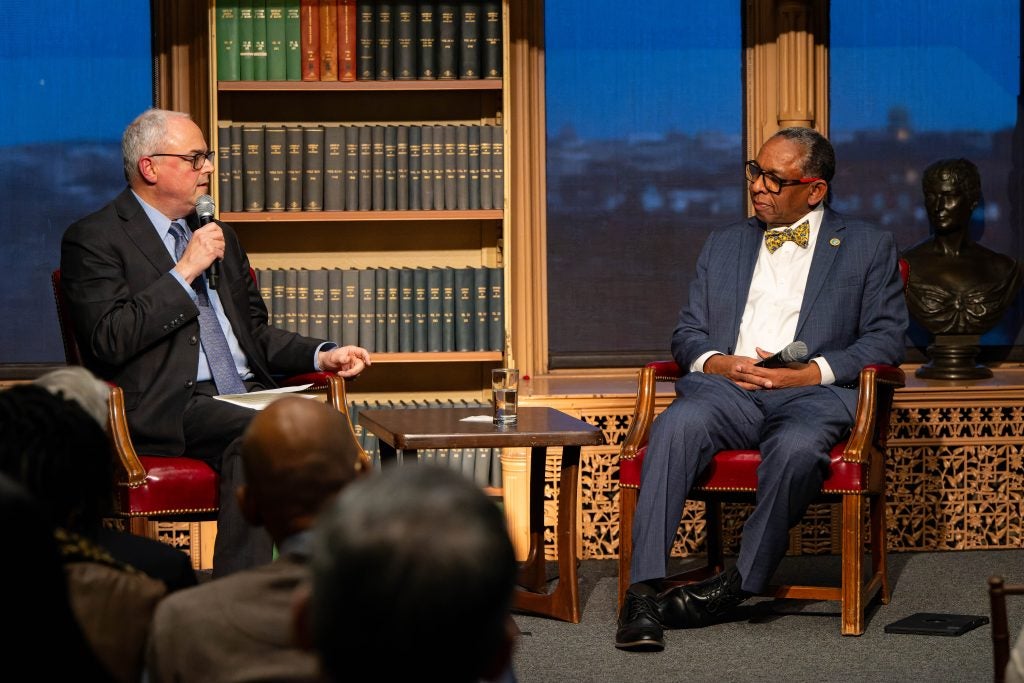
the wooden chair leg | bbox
[704,499,725,575]
[841,494,865,635]
[129,515,151,538]
[871,492,890,604]
[618,486,637,610]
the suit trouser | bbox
[183,381,274,577]
[630,372,852,593]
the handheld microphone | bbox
[195,194,219,289]
[754,341,808,368]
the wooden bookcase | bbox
[206,1,511,405]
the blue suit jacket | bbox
[670,207,908,416]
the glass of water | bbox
[491,368,519,426]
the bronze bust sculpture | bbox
[901,158,1022,379]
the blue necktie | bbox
[168,222,247,395]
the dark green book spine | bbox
[328,267,343,342]
[441,266,455,351]
[458,2,480,79]
[454,266,474,351]
[266,1,287,80]
[284,268,298,332]
[309,267,329,339]
[437,3,458,79]
[258,267,273,320]
[272,268,286,328]
[372,125,386,210]
[417,2,436,79]
[398,267,414,352]
[374,267,387,352]
[252,1,269,80]
[491,123,503,210]
[374,2,394,80]
[323,124,345,211]
[357,3,376,80]
[216,0,241,81]
[217,122,232,211]
[396,125,409,210]
[394,3,417,79]
[455,124,469,210]
[473,266,488,351]
[432,124,445,210]
[242,123,265,211]
[358,125,373,210]
[478,123,492,210]
[284,0,301,80]
[482,1,501,79]
[341,268,359,346]
[420,125,434,210]
[443,125,457,210]
[344,125,360,210]
[386,267,400,352]
[413,267,428,352]
[426,267,443,352]
[239,0,255,80]
[384,125,398,210]
[487,266,503,351]
[408,125,421,210]
[296,267,310,335]
[474,447,491,487]
[264,124,286,211]
[230,123,245,211]
[358,268,376,351]
[468,124,480,209]
[490,448,502,488]
[302,125,325,211]
[285,124,303,211]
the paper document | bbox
[212,383,318,410]
[460,415,494,422]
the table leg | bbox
[513,445,581,623]
[378,441,411,466]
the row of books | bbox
[216,1,502,82]
[255,266,504,353]
[217,122,504,213]
[349,399,503,486]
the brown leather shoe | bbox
[615,589,665,652]
[658,566,751,628]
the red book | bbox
[338,0,357,81]
[319,0,339,81]
[300,0,320,80]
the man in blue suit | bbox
[615,127,908,651]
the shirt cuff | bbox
[170,270,197,302]
[313,342,338,371]
[811,357,835,385]
[692,351,721,374]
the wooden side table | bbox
[359,406,606,623]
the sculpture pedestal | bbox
[916,335,992,380]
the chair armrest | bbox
[280,371,337,391]
[108,386,148,488]
[842,364,905,467]
[619,361,682,463]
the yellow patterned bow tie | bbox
[764,221,810,253]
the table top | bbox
[359,406,606,450]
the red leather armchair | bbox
[617,360,905,635]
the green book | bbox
[398,268,414,352]
[252,0,269,80]
[328,268,343,342]
[441,266,455,351]
[473,266,488,351]
[309,267,328,339]
[264,124,286,211]
[426,267,442,352]
[358,268,376,352]
[487,266,504,351]
[296,267,310,335]
[272,268,286,328]
[323,124,345,211]
[266,0,287,80]
[284,268,298,332]
[413,267,428,352]
[374,267,387,352]
[242,123,265,211]
[454,266,474,351]
[217,122,232,211]
[386,267,400,352]
[284,0,301,80]
[216,0,241,81]
[239,0,255,80]
[341,268,360,346]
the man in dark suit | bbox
[615,127,908,651]
[60,108,370,577]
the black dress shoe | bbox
[615,589,665,651]
[658,566,751,629]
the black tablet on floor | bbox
[884,612,990,636]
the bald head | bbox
[239,397,361,542]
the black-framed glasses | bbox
[149,151,215,170]
[745,160,821,194]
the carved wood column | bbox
[152,0,211,141]
[744,0,828,159]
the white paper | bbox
[212,383,317,410]
[460,414,495,422]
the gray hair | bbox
[33,366,110,431]
[122,108,191,185]
[771,127,836,183]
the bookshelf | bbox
[206,1,510,401]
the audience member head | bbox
[0,384,114,535]
[300,465,517,682]
[33,365,110,430]
[922,157,981,236]
[238,396,362,545]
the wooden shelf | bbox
[371,352,502,363]
[219,80,503,92]
[220,210,504,222]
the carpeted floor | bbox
[510,549,1024,682]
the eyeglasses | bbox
[745,160,821,194]
[149,151,215,170]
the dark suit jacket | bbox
[61,188,324,455]
[671,207,908,416]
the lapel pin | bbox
[829,237,841,247]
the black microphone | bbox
[754,341,808,368]
[195,194,219,289]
